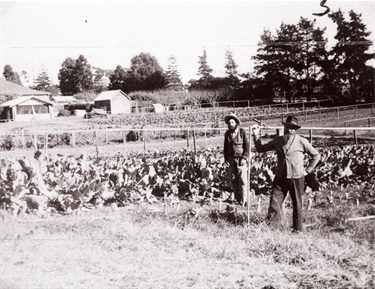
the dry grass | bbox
[1,198,374,289]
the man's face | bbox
[284,125,296,134]
[228,119,237,132]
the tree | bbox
[58,55,93,95]
[130,52,163,80]
[75,55,94,93]
[108,65,127,91]
[289,18,327,101]
[108,53,167,93]
[3,65,22,85]
[224,49,238,78]
[223,49,240,92]
[253,18,328,102]
[34,69,52,91]
[252,29,282,101]
[165,55,183,89]
[329,9,374,103]
[197,48,213,87]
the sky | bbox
[1,0,374,85]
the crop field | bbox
[1,106,375,289]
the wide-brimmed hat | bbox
[282,115,301,129]
[224,113,241,125]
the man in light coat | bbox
[252,115,320,232]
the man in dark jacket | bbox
[224,113,250,205]
[252,115,320,232]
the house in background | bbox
[94,90,132,114]
[0,78,51,101]
[0,78,54,121]
[0,96,54,122]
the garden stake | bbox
[247,126,252,226]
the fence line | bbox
[0,125,374,153]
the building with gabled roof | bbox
[0,78,51,101]
[94,90,132,114]
[0,96,54,122]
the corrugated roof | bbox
[0,96,53,108]
[0,78,51,96]
[94,90,130,101]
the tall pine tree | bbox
[35,69,52,91]
[329,9,374,103]
[165,55,183,90]
[197,48,213,88]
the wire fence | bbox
[1,102,374,155]
[0,121,374,155]
[83,102,375,128]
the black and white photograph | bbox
[1,0,374,288]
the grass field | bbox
[1,108,375,289]
[1,197,374,289]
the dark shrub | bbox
[126,130,139,142]
[1,136,15,151]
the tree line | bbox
[2,9,374,106]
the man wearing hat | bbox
[252,115,320,232]
[223,113,250,205]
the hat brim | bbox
[282,122,301,129]
[225,116,241,125]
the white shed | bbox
[94,90,131,114]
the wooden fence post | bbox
[44,133,48,155]
[21,129,25,149]
[105,127,108,145]
[337,107,339,119]
[192,130,197,155]
[368,118,371,132]
[309,129,313,144]
[71,131,75,147]
[123,130,127,156]
[143,129,146,153]
[34,133,37,150]
[355,105,358,117]
[344,122,348,135]
[354,130,358,146]
[186,128,190,148]
[95,130,99,159]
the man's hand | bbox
[251,124,260,137]
[239,158,247,166]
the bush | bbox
[58,109,72,117]
[1,136,15,151]
[60,133,71,146]
[126,130,140,142]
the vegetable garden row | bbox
[1,144,374,216]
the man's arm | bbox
[302,138,321,173]
[252,125,274,153]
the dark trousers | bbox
[267,176,305,231]
[228,158,248,205]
